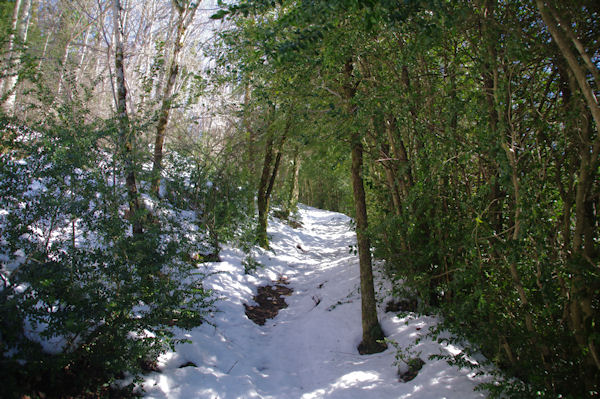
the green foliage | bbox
[213,0,600,396]
[242,254,262,275]
[160,142,255,261]
[0,107,214,397]
[384,338,422,369]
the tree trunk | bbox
[56,37,74,98]
[151,1,198,196]
[342,59,386,354]
[380,142,402,216]
[536,0,600,140]
[351,133,386,355]
[256,135,275,248]
[243,83,259,176]
[284,144,301,217]
[256,116,289,248]
[537,1,600,375]
[0,0,22,97]
[113,0,143,236]
[385,115,413,196]
[2,0,32,116]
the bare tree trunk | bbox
[536,0,600,140]
[2,0,32,116]
[385,115,413,196]
[284,143,301,218]
[256,117,289,248]
[74,25,93,87]
[151,1,198,196]
[0,0,22,97]
[113,0,142,236]
[380,142,402,215]
[57,37,75,98]
[537,0,600,375]
[343,59,386,355]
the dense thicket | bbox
[1,0,599,397]
[212,0,600,396]
[0,0,254,397]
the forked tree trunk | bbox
[151,1,198,196]
[536,0,600,375]
[256,118,289,248]
[536,0,600,139]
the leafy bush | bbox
[0,116,214,397]
[160,147,254,261]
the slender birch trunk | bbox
[2,0,32,115]
[1,0,22,97]
[113,0,143,236]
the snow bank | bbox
[143,205,489,398]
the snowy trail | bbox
[143,205,488,398]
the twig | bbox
[226,360,239,374]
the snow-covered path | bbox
[143,205,488,398]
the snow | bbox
[142,205,490,399]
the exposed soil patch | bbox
[398,357,425,382]
[287,219,303,229]
[245,280,293,325]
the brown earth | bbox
[244,279,293,325]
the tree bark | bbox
[385,115,413,196]
[257,135,274,249]
[380,142,402,216]
[352,133,386,354]
[2,0,32,115]
[113,0,143,236]
[536,0,600,140]
[284,144,301,218]
[0,0,22,97]
[537,1,600,374]
[256,116,289,248]
[342,59,386,354]
[151,1,198,196]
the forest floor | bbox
[142,205,490,398]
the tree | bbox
[255,106,289,248]
[112,0,143,235]
[343,58,386,353]
[215,0,600,394]
[214,0,387,353]
[536,0,600,376]
[1,0,32,115]
[151,0,199,197]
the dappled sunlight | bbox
[397,384,425,399]
[143,205,489,399]
[301,370,382,398]
[156,374,172,396]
